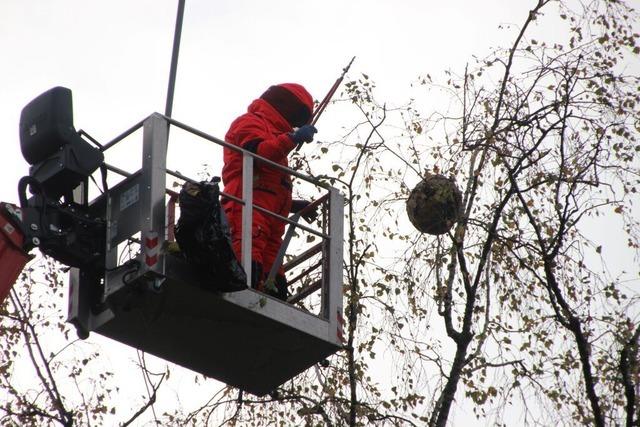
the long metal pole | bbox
[165,0,186,118]
[295,56,355,151]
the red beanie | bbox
[260,83,314,127]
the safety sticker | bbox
[120,184,139,211]
[144,231,159,267]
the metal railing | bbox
[99,113,343,322]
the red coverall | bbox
[221,83,314,289]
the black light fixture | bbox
[19,86,104,200]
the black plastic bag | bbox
[175,178,247,292]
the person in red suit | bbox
[221,83,317,300]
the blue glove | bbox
[289,125,317,144]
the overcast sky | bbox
[0,0,535,203]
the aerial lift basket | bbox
[6,86,344,396]
[67,113,345,396]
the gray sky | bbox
[0,0,531,203]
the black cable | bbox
[100,164,109,195]
[17,176,45,209]
[122,261,141,286]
